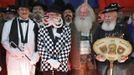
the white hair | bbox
[74,3,96,33]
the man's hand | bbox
[47,59,61,69]
[30,52,40,65]
[118,55,128,63]
[96,54,106,62]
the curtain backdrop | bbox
[99,0,134,11]
[0,0,16,7]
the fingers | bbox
[96,55,106,62]
[118,56,128,63]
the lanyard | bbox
[19,20,29,44]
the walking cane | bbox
[10,41,31,61]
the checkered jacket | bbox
[37,25,71,72]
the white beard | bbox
[101,21,116,31]
[74,15,93,33]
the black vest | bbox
[9,17,38,51]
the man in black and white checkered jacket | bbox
[37,4,71,75]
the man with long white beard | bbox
[74,0,96,75]
[93,3,131,75]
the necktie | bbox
[19,19,29,23]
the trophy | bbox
[93,37,132,75]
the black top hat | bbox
[32,2,48,11]
[17,4,31,10]
[47,4,62,14]
[47,0,65,14]
[102,3,123,13]
[53,0,65,9]
[4,5,16,13]
[16,1,31,10]
[63,3,75,13]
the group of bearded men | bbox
[0,0,134,75]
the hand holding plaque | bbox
[93,37,132,62]
[93,37,132,75]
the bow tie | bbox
[19,19,29,23]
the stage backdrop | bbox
[99,0,134,11]
[0,0,16,8]
[0,0,134,10]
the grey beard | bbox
[101,21,116,31]
[74,15,93,33]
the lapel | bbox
[55,26,64,49]
[47,26,55,43]
[46,26,64,47]
[55,27,63,43]
[9,18,19,48]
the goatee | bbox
[64,15,72,23]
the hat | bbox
[16,1,31,10]
[47,4,62,14]
[0,8,5,13]
[17,4,31,10]
[102,3,123,13]
[63,3,75,13]
[32,2,47,11]
[4,5,16,13]
[53,0,65,10]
